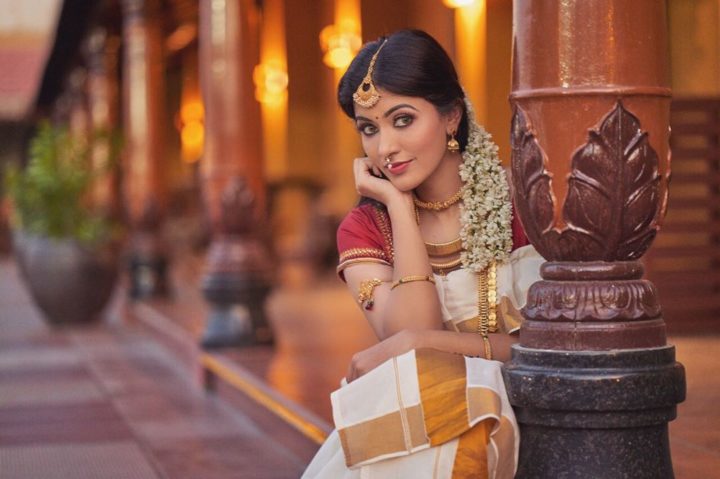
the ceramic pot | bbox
[13,231,119,325]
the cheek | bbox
[409,122,447,158]
[360,136,376,157]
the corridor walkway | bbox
[2,254,719,478]
[0,259,316,479]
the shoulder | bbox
[336,201,394,281]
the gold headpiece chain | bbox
[352,40,388,108]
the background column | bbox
[121,0,168,299]
[198,0,273,347]
[84,26,121,219]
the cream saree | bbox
[303,245,544,479]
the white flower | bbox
[458,95,513,272]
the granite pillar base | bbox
[515,423,673,479]
[201,272,273,348]
[128,252,168,299]
[504,345,685,479]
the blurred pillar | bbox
[84,27,121,219]
[51,68,88,132]
[198,0,273,347]
[121,0,169,299]
[67,68,89,138]
[322,0,362,217]
[505,1,686,477]
[453,0,487,123]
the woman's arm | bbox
[345,158,444,339]
[344,259,444,340]
[346,329,517,382]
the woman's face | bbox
[353,89,459,192]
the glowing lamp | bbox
[181,121,204,149]
[180,101,204,124]
[443,0,477,8]
[253,62,289,105]
[320,24,361,70]
[177,100,204,163]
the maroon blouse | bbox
[336,202,530,281]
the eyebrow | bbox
[355,104,419,123]
[384,104,418,117]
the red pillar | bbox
[505,1,685,477]
[121,0,169,298]
[197,0,274,347]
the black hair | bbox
[338,29,469,151]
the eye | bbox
[357,123,378,136]
[394,114,414,128]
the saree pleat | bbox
[416,349,470,446]
[452,420,491,479]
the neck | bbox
[414,152,464,203]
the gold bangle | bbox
[390,275,435,290]
[482,335,493,360]
[357,278,383,310]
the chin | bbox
[390,175,422,193]
[389,177,422,193]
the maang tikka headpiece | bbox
[352,40,387,108]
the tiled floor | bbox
[2,254,719,478]
[0,259,315,479]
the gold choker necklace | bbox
[425,237,463,256]
[413,188,463,211]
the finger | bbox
[353,159,365,183]
[359,157,375,172]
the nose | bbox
[377,128,400,162]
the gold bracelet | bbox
[482,335,493,360]
[390,275,435,290]
[357,278,383,310]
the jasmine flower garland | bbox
[458,95,513,272]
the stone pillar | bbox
[121,0,168,298]
[67,69,89,137]
[198,0,274,347]
[84,27,121,219]
[51,68,88,131]
[505,1,686,478]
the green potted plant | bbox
[4,121,123,325]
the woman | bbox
[303,30,543,479]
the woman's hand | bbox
[346,329,419,383]
[353,157,408,206]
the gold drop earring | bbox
[447,131,460,153]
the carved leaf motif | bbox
[510,107,555,259]
[564,102,661,260]
[523,279,661,322]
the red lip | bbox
[387,160,412,174]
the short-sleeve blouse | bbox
[336,200,530,281]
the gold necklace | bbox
[476,261,497,359]
[425,237,463,256]
[476,261,498,336]
[413,187,463,211]
[430,256,462,274]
